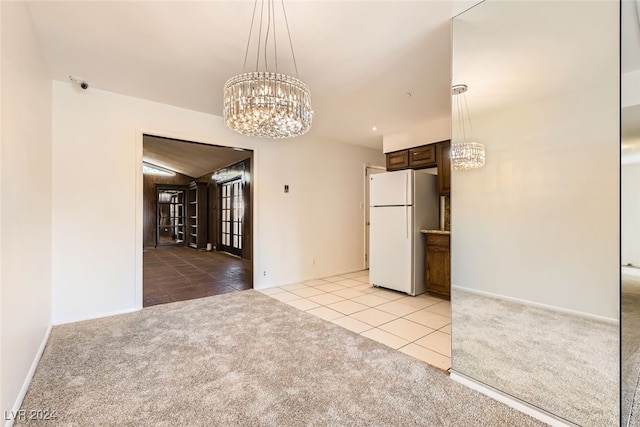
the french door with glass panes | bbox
[219,178,243,257]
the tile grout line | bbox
[261,272,451,368]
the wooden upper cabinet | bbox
[436,141,451,196]
[385,140,451,195]
[386,150,409,171]
[409,144,437,168]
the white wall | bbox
[623,162,640,268]
[623,69,640,108]
[52,82,384,324]
[1,0,53,418]
[451,82,619,319]
[382,116,450,153]
[255,135,384,286]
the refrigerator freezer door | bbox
[369,205,413,294]
[370,170,414,207]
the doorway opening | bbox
[142,134,253,307]
[156,186,187,246]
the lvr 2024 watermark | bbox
[4,409,58,421]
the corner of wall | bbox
[1,0,54,419]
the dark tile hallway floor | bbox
[143,246,252,307]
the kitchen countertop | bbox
[420,229,451,235]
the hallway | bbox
[143,246,252,307]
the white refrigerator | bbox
[369,169,439,296]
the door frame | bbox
[364,164,386,269]
[155,184,188,247]
[135,128,256,309]
[218,176,244,257]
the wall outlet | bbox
[312,259,316,266]
[263,271,266,277]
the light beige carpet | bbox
[17,290,545,426]
[623,279,640,427]
[452,290,618,427]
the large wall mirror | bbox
[450,1,619,426]
[622,1,640,426]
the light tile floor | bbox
[259,270,451,371]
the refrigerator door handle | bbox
[404,173,408,206]
[405,173,409,239]
[405,205,409,239]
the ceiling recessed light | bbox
[142,162,176,176]
[372,126,378,132]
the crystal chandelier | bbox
[223,0,313,139]
[451,84,485,171]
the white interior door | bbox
[365,166,385,268]
[369,206,413,294]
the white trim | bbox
[622,266,640,280]
[622,151,640,165]
[135,129,144,310]
[452,285,618,324]
[53,307,139,326]
[252,267,369,291]
[4,325,52,427]
[450,371,579,427]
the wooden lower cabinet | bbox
[425,233,451,299]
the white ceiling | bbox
[143,135,252,178]
[453,1,620,116]
[24,0,638,155]
[26,0,476,151]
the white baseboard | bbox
[254,268,369,291]
[450,371,579,427]
[4,324,52,427]
[53,307,139,326]
[452,285,618,324]
[622,266,640,281]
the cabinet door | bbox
[409,144,437,168]
[370,206,413,294]
[436,141,451,196]
[386,150,409,171]
[425,235,451,298]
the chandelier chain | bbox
[255,0,265,70]
[224,0,312,139]
[455,91,465,141]
[244,0,294,74]
[242,0,259,71]
[280,0,299,77]
[271,0,278,72]
[264,0,272,71]
[461,91,474,141]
